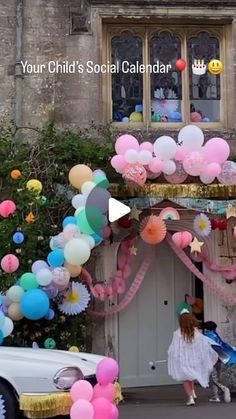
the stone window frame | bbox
[103,23,231,130]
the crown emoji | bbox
[192,59,207,76]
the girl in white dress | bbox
[168,310,218,406]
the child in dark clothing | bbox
[204,321,234,403]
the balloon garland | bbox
[111,127,235,186]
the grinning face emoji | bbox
[208,59,224,75]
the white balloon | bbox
[162,160,176,175]
[2,317,14,337]
[64,238,91,265]
[138,150,152,165]
[81,234,96,249]
[124,149,139,164]
[72,194,87,209]
[7,286,24,303]
[154,136,177,160]
[178,125,204,151]
[81,181,95,195]
[36,268,53,286]
[200,173,215,184]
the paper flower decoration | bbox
[59,282,90,315]
[194,213,211,237]
[151,98,178,116]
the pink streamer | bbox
[166,233,236,305]
[87,250,154,317]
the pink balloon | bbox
[1,254,19,273]
[93,383,116,403]
[148,157,163,173]
[0,200,16,218]
[70,379,94,402]
[164,161,188,184]
[96,358,119,385]
[92,397,113,419]
[70,399,94,419]
[217,160,236,185]
[202,137,230,164]
[172,232,193,249]
[140,142,153,153]
[111,155,127,173]
[115,135,139,155]
[183,152,205,176]
[123,163,147,187]
[174,145,188,161]
[205,162,221,177]
[110,404,119,419]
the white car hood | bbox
[0,347,104,377]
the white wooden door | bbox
[118,240,192,387]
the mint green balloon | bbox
[77,207,104,234]
[20,272,39,291]
[94,176,109,189]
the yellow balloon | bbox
[26,179,43,193]
[8,303,24,321]
[68,165,93,190]
[129,112,143,122]
[69,346,79,352]
[64,263,82,278]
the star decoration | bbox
[129,245,138,256]
[129,205,142,221]
[190,237,204,253]
[226,204,236,219]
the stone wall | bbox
[1,0,236,139]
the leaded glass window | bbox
[188,32,220,123]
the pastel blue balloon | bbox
[13,232,25,244]
[45,309,55,321]
[63,216,77,228]
[20,289,50,320]
[0,330,4,345]
[0,312,5,329]
[47,249,64,268]
[92,233,103,246]
[0,295,3,306]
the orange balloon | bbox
[11,169,22,179]
[140,215,167,244]
[8,303,24,321]
[64,263,82,278]
[68,165,93,190]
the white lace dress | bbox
[168,328,218,387]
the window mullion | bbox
[143,29,150,130]
[182,33,189,125]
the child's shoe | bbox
[209,396,221,402]
[186,396,195,406]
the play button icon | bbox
[108,198,131,222]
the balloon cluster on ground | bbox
[111,126,234,185]
[70,358,120,419]
[0,165,112,343]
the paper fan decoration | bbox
[140,215,167,244]
[59,282,90,315]
[151,98,178,116]
[194,213,212,237]
[159,207,180,221]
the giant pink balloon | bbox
[217,161,236,185]
[0,200,16,218]
[70,380,94,402]
[92,397,113,419]
[202,138,230,164]
[1,254,19,273]
[96,358,119,385]
[115,135,139,155]
[93,383,116,403]
[111,155,127,173]
[183,152,205,176]
[70,399,94,419]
